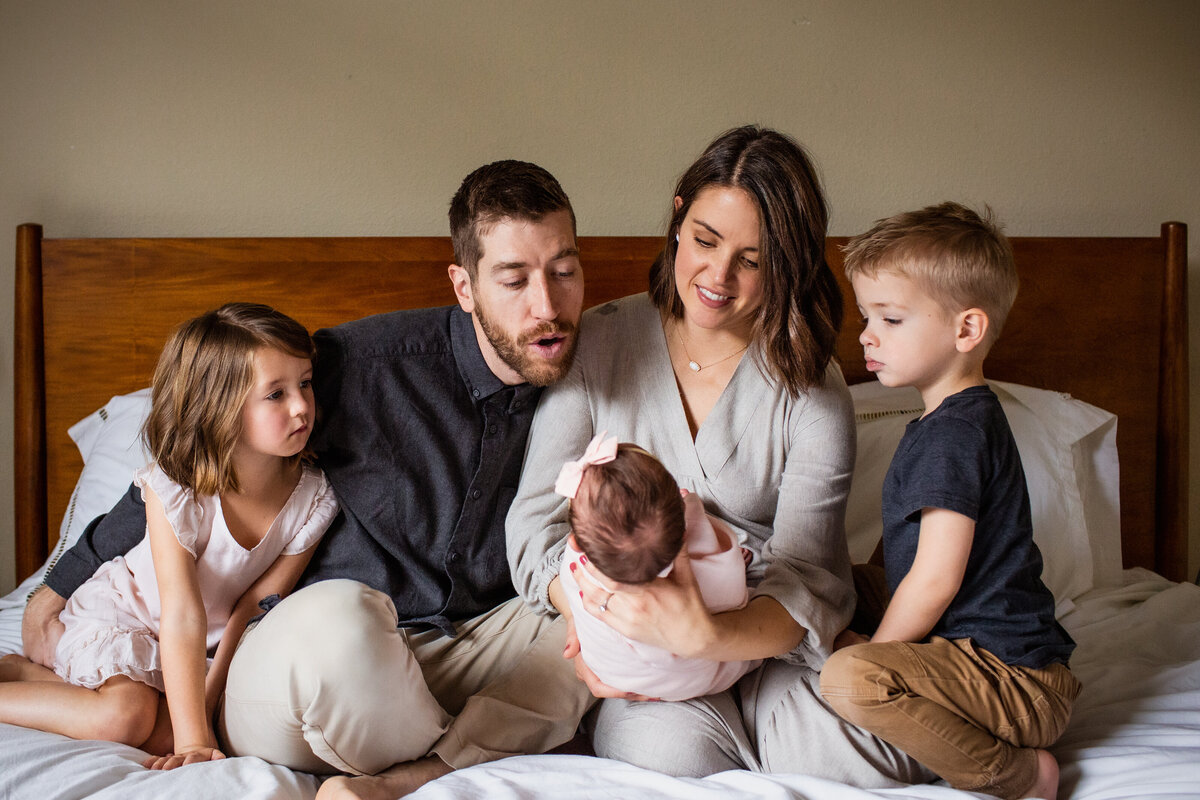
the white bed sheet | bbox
[2,571,1197,800]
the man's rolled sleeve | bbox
[45,483,146,598]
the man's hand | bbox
[22,585,67,668]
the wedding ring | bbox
[599,592,615,613]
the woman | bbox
[507,126,928,785]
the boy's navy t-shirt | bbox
[881,385,1075,668]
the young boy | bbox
[820,202,1081,800]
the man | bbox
[22,160,595,799]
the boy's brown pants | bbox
[820,636,1081,800]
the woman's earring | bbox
[675,233,679,243]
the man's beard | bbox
[476,302,579,387]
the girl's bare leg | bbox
[139,694,176,756]
[0,672,159,746]
[0,653,62,682]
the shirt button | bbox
[448,551,460,563]
[472,389,480,398]
[471,489,481,499]
[487,425,497,435]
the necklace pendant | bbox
[688,360,701,372]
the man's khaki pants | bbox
[218,579,594,775]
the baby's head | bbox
[842,201,1018,348]
[557,436,685,585]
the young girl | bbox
[556,433,759,701]
[0,302,338,770]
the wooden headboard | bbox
[13,222,1189,584]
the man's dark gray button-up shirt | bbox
[304,306,542,634]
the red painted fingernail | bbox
[579,591,583,598]
[570,562,577,572]
[580,554,588,564]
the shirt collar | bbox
[449,306,539,405]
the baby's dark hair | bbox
[569,445,686,584]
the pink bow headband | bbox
[554,432,619,499]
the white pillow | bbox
[845,384,924,564]
[846,380,1121,603]
[0,389,152,611]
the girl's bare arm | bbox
[145,487,223,769]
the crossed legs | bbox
[820,637,1080,800]
[218,580,593,798]
[592,659,931,786]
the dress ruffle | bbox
[54,619,164,692]
[133,464,205,556]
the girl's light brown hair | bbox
[569,445,686,584]
[143,302,315,496]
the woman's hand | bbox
[551,574,657,701]
[142,742,226,771]
[575,547,715,660]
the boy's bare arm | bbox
[872,508,974,643]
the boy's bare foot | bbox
[1025,749,1059,800]
[315,756,453,800]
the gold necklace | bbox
[672,320,749,373]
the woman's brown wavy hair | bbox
[649,125,842,397]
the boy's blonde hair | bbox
[143,302,315,497]
[842,202,1018,345]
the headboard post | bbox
[1157,221,1189,581]
[14,223,48,584]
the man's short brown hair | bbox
[448,160,575,280]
